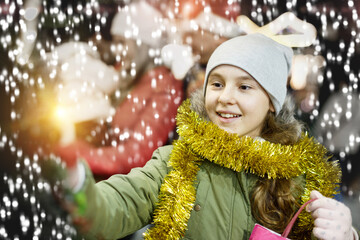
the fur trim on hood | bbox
[189,89,209,121]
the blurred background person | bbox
[52,1,184,179]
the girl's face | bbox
[205,65,274,138]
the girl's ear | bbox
[269,102,275,113]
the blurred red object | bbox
[176,0,241,20]
[209,0,241,21]
[55,141,90,168]
[55,66,184,177]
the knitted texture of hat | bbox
[203,33,293,115]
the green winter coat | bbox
[78,145,305,240]
[75,98,341,240]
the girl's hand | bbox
[307,190,354,240]
[54,141,88,189]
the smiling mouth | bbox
[217,112,242,118]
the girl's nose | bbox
[218,86,236,105]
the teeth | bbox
[218,113,240,118]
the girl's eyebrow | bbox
[209,72,254,82]
[208,73,223,79]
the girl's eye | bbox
[212,82,222,88]
[240,85,251,90]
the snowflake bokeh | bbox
[0,0,359,239]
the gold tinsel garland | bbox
[144,100,341,240]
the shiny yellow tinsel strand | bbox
[177,100,341,238]
[293,153,341,239]
[144,100,341,239]
[144,140,203,240]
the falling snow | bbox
[0,0,360,238]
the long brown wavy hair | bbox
[252,96,306,234]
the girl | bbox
[59,33,358,239]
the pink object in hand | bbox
[250,224,289,240]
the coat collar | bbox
[178,98,325,179]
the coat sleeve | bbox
[76,145,173,240]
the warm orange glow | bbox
[178,0,204,19]
[53,104,76,145]
[55,105,67,120]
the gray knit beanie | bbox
[204,33,293,115]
